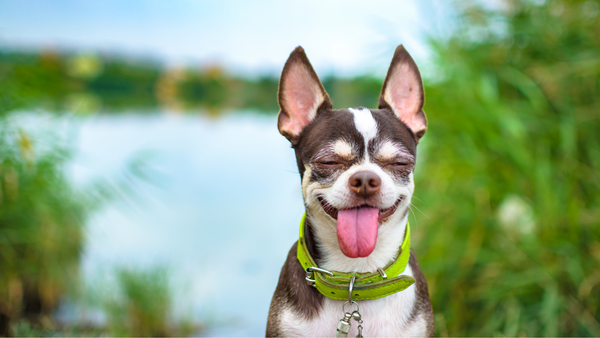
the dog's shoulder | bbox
[408,249,435,336]
[266,241,324,337]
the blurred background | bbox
[0,0,599,336]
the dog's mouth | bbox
[317,196,403,258]
[317,196,402,223]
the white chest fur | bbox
[278,263,429,337]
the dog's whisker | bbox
[411,195,425,204]
[409,202,430,219]
[408,205,418,227]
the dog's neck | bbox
[305,210,410,273]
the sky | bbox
[0,0,453,76]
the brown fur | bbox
[408,250,435,336]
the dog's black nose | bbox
[348,171,381,199]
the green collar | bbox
[297,213,415,301]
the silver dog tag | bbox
[335,312,352,338]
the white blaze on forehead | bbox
[377,140,414,161]
[349,108,378,144]
[332,139,353,158]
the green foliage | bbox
[101,267,199,337]
[415,0,600,336]
[10,320,104,337]
[0,51,146,334]
[0,51,91,334]
[177,67,233,111]
[86,59,161,109]
[323,76,382,109]
[0,119,89,327]
[0,52,161,113]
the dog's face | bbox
[278,46,427,259]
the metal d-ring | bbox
[305,266,334,285]
[343,300,359,314]
[348,275,356,303]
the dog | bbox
[266,45,434,337]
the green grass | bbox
[0,119,88,333]
[99,267,201,337]
[413,0,600,336]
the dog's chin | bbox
[317,196,402,224]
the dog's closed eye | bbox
[313,159,348,170]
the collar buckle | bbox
[305,266,334,287]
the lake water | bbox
[71,111,305,336]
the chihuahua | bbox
[266,45,434,337]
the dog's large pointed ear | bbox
[378,45,427,142]
[278,46,332,145]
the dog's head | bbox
[278,45,426,259]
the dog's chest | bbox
[278,266,429,337]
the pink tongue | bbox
[336,207,379,258]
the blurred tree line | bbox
[415,0,600,336]
[0,51,383,114]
